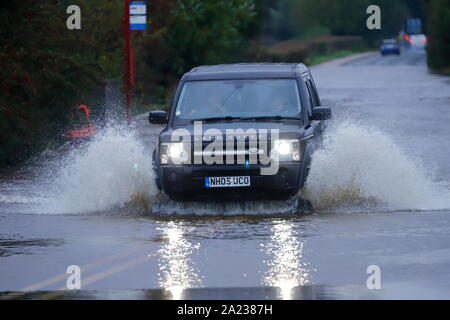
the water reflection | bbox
[262,220,311,300]
[0,235,63,257]
[157,221,202,299]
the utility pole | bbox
[124,1,146,124]
[124,0,132,124]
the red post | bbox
[130,47,135,86]
[124,0,131,124]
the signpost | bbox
[124,0,147,124]
[130,1,147,30]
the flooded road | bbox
[1,50,450,299]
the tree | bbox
[0,0,262,166]
[427,0,450,72]
[263,0,410,43]
[0,1,102,166]
[136,0,259,105]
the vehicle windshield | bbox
[383,39,397,44]
[174,79,301,120]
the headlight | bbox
[160,142,188,165]
[271,139,301,162]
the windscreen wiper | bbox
[192,116,243,123]
[239,116,301,121]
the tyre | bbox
[153,165,162,191]
[152,148,162,191]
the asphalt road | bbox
[1,49,450,300]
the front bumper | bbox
[159,163,302,201]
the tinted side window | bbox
[301,78,312,116]
[305,80,318,108]
[310,78,321,106]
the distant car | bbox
[380,39,400,56]
[408,34,427,50]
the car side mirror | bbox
[311,106,332,121]
[149,110,167,124]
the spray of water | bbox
[3,119,449,216]
[46,126,156,214]
[151,196,306,216]
[302,121,450,212]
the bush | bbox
[0,1,103,166]
[427,0,450,72]
[0,0,260,166]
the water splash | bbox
[150,196,307,216]
[46,126,156,214]
[2,120,449,216]
[303,122,450,212]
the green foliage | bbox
[134,0,258,106]
[1,0,433,167]
[307,49,368,65]
[265,0,412,43]
[0,0,260,166]
[164,0,256,73]
[64,0,124,79]
[0,1,102,166]
[427,0,450,72]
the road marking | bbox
[0,244,152,300]
[35,254,153,300]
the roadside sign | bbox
[130,1,146,30]
[130,2,146,15]
[131,15,146,25]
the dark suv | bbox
[149,63,332,201]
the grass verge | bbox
[307,48,373,65]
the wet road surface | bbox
[1,49,450,299]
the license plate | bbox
[205,176,251,188]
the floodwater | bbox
[1,49,450,300]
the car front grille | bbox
[189,139,271,166]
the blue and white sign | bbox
[130,1,146,15]
[130,1,146,30]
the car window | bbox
[310,79,321,106]
[302,79,313,116]
[174,79,302,120]
[306,80,318,108]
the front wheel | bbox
[153,165,162,192]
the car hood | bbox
[160,121,308,143]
